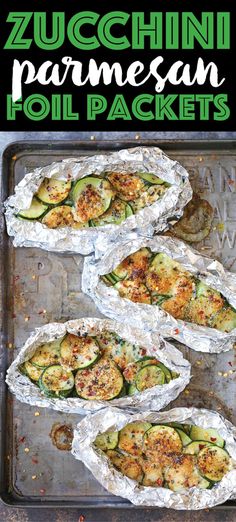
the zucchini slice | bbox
[184,441,214,455]
[39,364,74,398]
[210,306,236,332]
[72,176,114,223]
[113,247,151,281]
[128,383,138,396]
[143,425,182,454]
[176,429,192,447]
[18,197,48,220]
[36,178,71,205]
[114,280,151,304]
[138,172,165,185]
[42,205,74,228]
[90,198,128,227]
[106,172,145,201]
[30,341,61,368]
[123,358,158,384]
[146,253,194,319]
[94,431,119,451]
[125,203,134,218]
[132,185,167,212]
[106,450,144,482]
[156,362,173,383]
[135,365,165,392]
[101,274,118,286]
[141,459,164,487]
[197,446,231,482]
[164,454,210,491]
[190,426,225,448]
[96,331,141,370]
[75,357,123,401]
[60,334,100,371]
[23,361,44,382]
[118,422,152,456]
[184,282,224,327]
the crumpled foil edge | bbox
[72,406,236,510]
[4,147,192,255]
[82,234,236,353]
[6,317,191,414]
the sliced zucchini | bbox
[96,331,141,370]
[123,358,158,384]
[176,429,192,447]
[36,178,71,205]
[190,426,225,448]
[184,282,224,327]
[90,198,128,226]
[135,365,165,392]
[138,172,165,185]
[114,280,151,304]
[94,431,119,451]
[101,274,118,286]
[146,253,194,319]
[197,446,231,482]
[125,203,134,218]
[164,454,210,491]
[118,422,152,456]
[184,441,214,455]
[60,333,100,371]
[72,176,114,223]
[30,341,61,368]
[132,185,167,212]
[128,383,138,396]
[106,450,143,482]
[42,205,74,228]
[23,360,44,382]
[113,248,151,281]
[106,171,145,201]
[75,357,123,401]
[143,425,182,454]
[141,459,164,487]
[156,362,173,383]
[18,197,48,220]
[39,364,74,398]
[210,306,236,332]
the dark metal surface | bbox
[0,139,236,512]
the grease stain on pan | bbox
[50,423,73,451]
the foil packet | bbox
[71,406,236,510]
[82,235,236,353]
[6,317,191,414]
[4,147,192,255]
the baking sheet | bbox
[1,139,236,507]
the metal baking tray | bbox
[0,139,236,508]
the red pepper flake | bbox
[141,348,147,356]
[12,313,16,319]
[31,457,38,464]
[174,328,180,335]
[210,437,217,442]
[228,361,233,367]
[39,488,46,495]
[14,275,20,282]
[156,478,163,486]
[78,516,85,522]
[228,179,235,186]
[19,436,25,443]
[199,444,205,450]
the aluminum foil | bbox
[82,235,236,353]
[6,317,191,414]
[4,147,192,255]
[71,406,236,510]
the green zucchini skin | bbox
[94,431,119,451]
[74,357,124,401]
[135,365,165,392]
[190,426,225,448]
